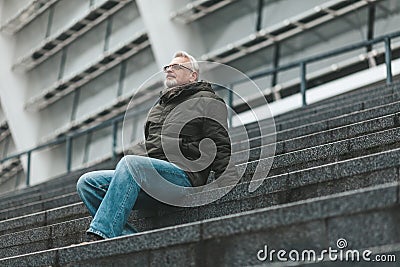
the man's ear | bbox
[191,71,198,82]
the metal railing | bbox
[0,30,399,187]
[0,105,150,187]
[228,30,399,107]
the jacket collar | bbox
[159,81,214,104]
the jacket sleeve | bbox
[128,140,148,157]
[202,97,238,187]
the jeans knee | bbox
[76,173,91,194]
[119,155,142,171]
[121,155,141,164]
[117,155,147,184]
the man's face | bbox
[164,57,197,88]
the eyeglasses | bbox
[163,63,194,73]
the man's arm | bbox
[128,140,148,157]
[203,97,238,187]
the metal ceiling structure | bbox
[0,0,60,34]
[200,0,379,64]
[25,31,150,111]
[12,0,131,72]
[41,80,163,143]
[170,0,238,24]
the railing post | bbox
[112,120,118,161]
[271,43,280,88]
[300,62,307,106]
[385,37,393,85]
[66,135,72,173]
[227,85,234,128]
[256,0,264,31]
[26,151,31,187]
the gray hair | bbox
[173,51,200,79]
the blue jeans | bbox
[76,155,192,239]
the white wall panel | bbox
[92,0,108,7]
[75,64,120,121]
[123,112,147,147]
[226,6,371,87]
[26,50,62,99]
[14,9,49,60]
[29,144,68,185]
[375,0,400,36]
[0,0,31,24]
[87,127,113,163]
[70,134,87,170]
[229,45,275,75]
[195,0,328,54]
[108,1,144,51]
[120,117,134,149]
[233,75,272,101]
[50,0,91,37]
[63,20,106,78]
[261,0,327,28]
[123,49,158,96]
[136,0,206,68]
[0,171,24,194]
[38,92,74,138]
[196,1,257,53]
[276,9,369,83]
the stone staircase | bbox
[0,80,400,266]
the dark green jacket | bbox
[130,81,236,187]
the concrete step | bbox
[298,79,396,111]
[0,216,91,259]
[2,106,399,224]
[241,127,400,178]
[2,88,398,210]
[1,147,399,257]
[277,93,399,132]
[1,80,394,199]
[0,182,398,266]
[0,202,88,236]
[4,99,390,211]
[0,183,77,212]
[231,89,400,140]
[0,192,81,221]
[273,88,395,127]
[233,112,400,163]
[2,103,390,213]
[273,80,396,122]
[232,96,400,147]
[3,118,398,222]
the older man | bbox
[77,51,235,241]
